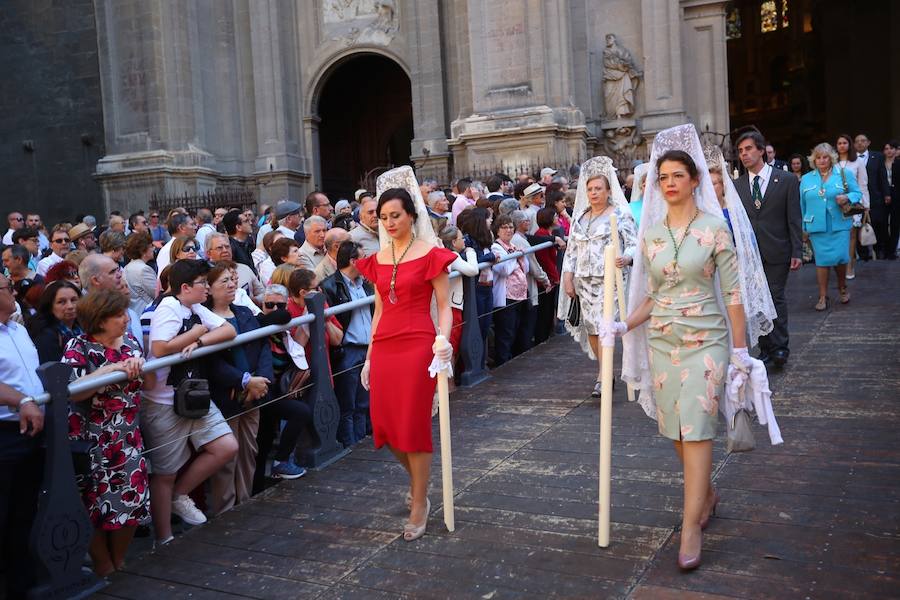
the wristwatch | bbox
[15,396,35,413]
[196,337,204,348]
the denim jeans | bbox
[333,344,371,446]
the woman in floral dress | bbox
[616,145,750,571]
[63,289,148,576]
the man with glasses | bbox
[305,191,334,225]
[213,207,228,230]
[2,212,24,246]
[320,241,373,446]
[149,212,169,248]
[143,259,237,543]
[37,225,72,277]
[68,222,98,253]
[128,212,149,238]
[0,273,45,597]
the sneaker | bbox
[271,459,307,480]
[171,494,207,526]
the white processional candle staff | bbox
[609,213,635,403]
[431,334,455,532]
[598,245,616,547]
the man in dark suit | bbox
[766,144,789,172]
[886,140,900,258]
[734,130,803,368]
[855,134,893,259]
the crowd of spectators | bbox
[0,168,578,587]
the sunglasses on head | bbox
[264,301,287,310]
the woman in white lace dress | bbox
[558,156,637,398]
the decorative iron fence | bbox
[149,189,257,216]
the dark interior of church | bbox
[316,53,414,200]
[726,0,900,164]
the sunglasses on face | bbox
[53,238,70,244]
[264,301,287,310]
[182,245,197,252]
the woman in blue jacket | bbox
[800,143,862,310]
[204,261,274,514]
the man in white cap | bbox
[540,167,557,186]
[520,182,545,234]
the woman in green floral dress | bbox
[613,146,751,571]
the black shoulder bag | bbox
[167,312,211,419]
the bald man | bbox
[314,227,351,281]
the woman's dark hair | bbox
[124,231,152,261]
[888,140,900,150]
[26,280,82,338]
[513,180,530,200]
[270,237,299,266]
[836,133,858,162]
[77,289,130,336]
[656,150,699,180]
[262,229,283,254]
[545,189,566,208]
[491,214,514,238]
[536,207,557,230]
[457,207,493,248]
[788,153,807,173]
[204,261,237,308]
[377,188,417,222]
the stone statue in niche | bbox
[323,0,398,46]
[602,34,643,119]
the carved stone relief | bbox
[323,0,398,46]
[599,125,645,168]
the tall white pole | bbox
[598,245,616,547]
[437,370,455,532]
[609,214,635,403]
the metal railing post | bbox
[28,362,105,600]
[458,272,490,387]
[296,292,350,469]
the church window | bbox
[760,1,778,33]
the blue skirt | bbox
[809,211,850,267]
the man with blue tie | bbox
[734,129,803,368]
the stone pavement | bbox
[98,259,900,599]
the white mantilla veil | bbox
[557,155,630,358]
[375,166,441,249]
[703,142,777,346]
[631,162,650,202]
[621,124,773,420]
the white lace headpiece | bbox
[631,162,650,203]
[375,166,441,249]
[621,124,773,420]
[568,156,627,243]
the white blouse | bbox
[838,158,870,208]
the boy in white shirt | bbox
[142,259,238,544]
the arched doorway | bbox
[316,54,414,200]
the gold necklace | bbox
[388,233,416,304]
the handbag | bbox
[567,295,581,327]
[726,408,756,453]
[837,168,866,216]
[859,211,878,246]
[168,313,211,419]
[279,366,311,400]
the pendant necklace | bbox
[388,233,416,304]
[664,208,700,266]
[818,171,830,198]
[586,203,610,235]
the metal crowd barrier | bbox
[25,239,553,599]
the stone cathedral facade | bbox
[92,0,730,212]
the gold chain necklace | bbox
[664,208,700,266]
[388,234,416,304]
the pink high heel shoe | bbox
[678,530,702,571]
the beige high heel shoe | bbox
[403,498,430,542]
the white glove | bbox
[727,348,752,394]
[360,360,370,391]
[432,335,452,362]
[598,320,628,348]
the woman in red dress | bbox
[356,181,456,542]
